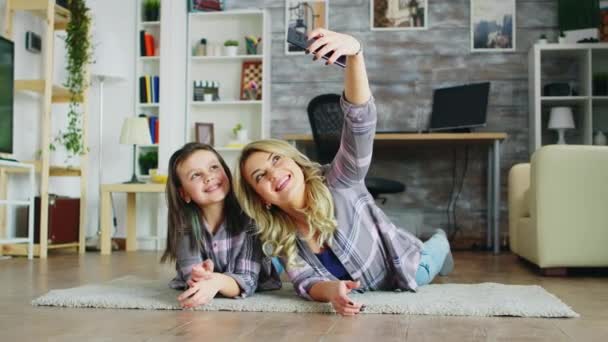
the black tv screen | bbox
[429,82,490,132]
[0,36,14,154]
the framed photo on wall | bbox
[471,0,516,52]
[371,0,428,31]
[195,122,214,146]
[285,0,329,55]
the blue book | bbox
[148,117,157,144]
[153,76,160,103]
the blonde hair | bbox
[234,139,337,267]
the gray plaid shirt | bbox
[169,217,281,298]
[284,95,423,300]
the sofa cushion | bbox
[522,189,531,218]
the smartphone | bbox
[287,27,346,68]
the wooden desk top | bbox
[102,183,166,193]
[284,132,507,142]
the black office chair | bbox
[307,94,405,203]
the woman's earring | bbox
[265,203,272,210]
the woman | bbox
[234,28,453,315]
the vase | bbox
[245,89,258,101]
[237,129,248,143]
[224,46,238,57]
[594,131,607,145]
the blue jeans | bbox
[272,257,284,274]
[415,232,450,286]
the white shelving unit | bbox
[135,0,161,179]
[185,9,271,169]
[0,160,35,259]
[528,43,608,154]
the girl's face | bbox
[242,151,306,209]
[177,150,230,207]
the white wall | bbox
[0,0,185,249]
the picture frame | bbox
[240,61,263,100]
[285,0,329,55]
[195,122,214,146]
[471,0,516,52]
[371,0,428,31]
[188,0,225,12]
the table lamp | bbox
[120,117,152,183]
[548,107,575,144]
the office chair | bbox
[307,94,405,203]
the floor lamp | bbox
[87,73,125,250]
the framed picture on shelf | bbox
[371,0,428,30]
[471,0,516,52]
[240,61,263,100]
[195,122,214,146]
[285,0,328,55]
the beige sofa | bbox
[508,145,608,269]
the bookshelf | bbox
[528,43,608,153]
[135,0,161,179]
[1,0,90,258]
[185,9,271,169]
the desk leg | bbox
[487,144,494,250]
[493,140,501,254]
[100,191,112,255]
[126,193,137,251]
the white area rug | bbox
[32,276,578,318]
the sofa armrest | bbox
[508,163,530,253]
[531,145,608,267]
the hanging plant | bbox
[51,0,92,160]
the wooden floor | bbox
[1,251,607,341]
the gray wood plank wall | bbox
[227,0,559,249]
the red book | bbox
[155,119,159,144]
[144,33,155,56]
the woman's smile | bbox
[274,174,291,192]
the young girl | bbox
[161,142,280,309]
[234,29,453,316]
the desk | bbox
[100,183,165,255]
[284,132,507,254]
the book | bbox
[139,30,146,56]
[153,76,160,103]
[139,76,147,103]
[145,76,152,103]
[154,118,159,143]
[144,33,155,56]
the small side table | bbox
[100,183,165,255]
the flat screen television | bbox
[0,36,14,154]
[429,82,491,132]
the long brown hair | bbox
[161,142,245,263]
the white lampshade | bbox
[548,107,575,130]
[120,117,152,145]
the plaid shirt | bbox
[169,217,281,298]
[284,95,423,300]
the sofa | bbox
[508,145,608,269]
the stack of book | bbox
[139,75,160,103]
[139,30,156,57]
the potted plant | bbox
[558,31,567,44]
[538,34,548,44]
[232,123,248,143]
[138,150,158,175]
[223,39,239,56]
[50,0,92,164]
[143,0,160,22]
